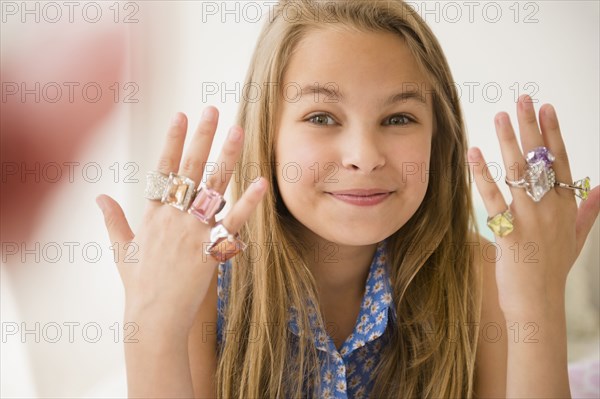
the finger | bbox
[575,185,600,257]
[468,147,509,217]
[96,194,134,244]
[516,94,545,156]
[205,125,244,193]
[179,106,219,184]
[494,112,528,201]
[146,113,188,210]
[539,103,573,192]
[157,112,188,175]
[219,178,268,234]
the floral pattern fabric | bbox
[217,239,396,398]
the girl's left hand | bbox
[469,94,600,318]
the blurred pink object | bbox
[569,357,600,398]
[1,28,125,245]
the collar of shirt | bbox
[287,238,397,360]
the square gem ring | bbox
[204,222,247,262]
[188,185,227,223]
[161,172,196,211]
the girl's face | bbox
[275,28,434,246]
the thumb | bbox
[575,185,600,257]
[96,194,134,244]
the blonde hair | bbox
[217,1,482,397]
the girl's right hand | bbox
[96,107,267,335]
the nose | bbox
[340,127,386,173]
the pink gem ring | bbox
[505,146,556,202]
[554,177,591,200]
[204,222,247,263]
[188,184,227,224]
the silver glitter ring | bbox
[144,171,169,200]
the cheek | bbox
[389,137,432,185]
[275,147,319,224]
[275,136,328,190]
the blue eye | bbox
[384,114,415,126]
[307,113,336,126]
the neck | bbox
[301,232,379,302]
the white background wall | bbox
[1,1,598,397]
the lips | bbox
[326,188,393,196]
[325,189,394,207]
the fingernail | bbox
[254,178,266,190]
[202,107,216,122]
[495,113,506,126]
[470,147,481,160]
[521,95,533,111]
[545,104,556,118]
[229,127,241,142]
[96,195,107,212]
[171,112,184,127]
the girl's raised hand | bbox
[96,107,268,334]
[469,95,600,318]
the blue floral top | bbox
[217,239,396,398]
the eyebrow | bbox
[298,84,428,106]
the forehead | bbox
[282,27,430,100]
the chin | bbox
[315,229,391,247]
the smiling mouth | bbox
[325,189,395,196]
[325,191,394,206]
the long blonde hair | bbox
[217,1,482,397]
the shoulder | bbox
[468,231,502,321]
[468,231,507,398]
[217,260,233,307]
[216,260,233,347]
[468,231,496,269]
[468,232,497,299]
[217,260,232,296]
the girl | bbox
[96,1,600,398]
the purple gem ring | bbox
[525,146,555,168]
[188,185,227,224]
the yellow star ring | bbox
[486,209,514,238]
